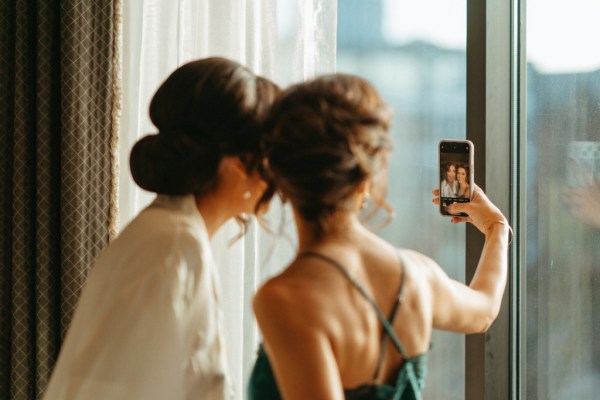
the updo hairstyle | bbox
[445,162,457,171]
[456,163,469,176]
[260,74,393,230]
[130,57,280,196]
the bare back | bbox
[264,233,434,389]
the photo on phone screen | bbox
[439,140,474,216]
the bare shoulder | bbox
[400,249,443,278]
[253,275,294,319]
[399,248,454,300]
[253,268,327,332]
[253,266,346,399]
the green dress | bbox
[248,251,429,400]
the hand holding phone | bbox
[439,140,474,216]
[435,184,509,236]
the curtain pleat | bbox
[0,0,120,398]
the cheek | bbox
[255,198,271,215]
[256,178,268,196]
[250,177,269,206]
[253,182,272,214]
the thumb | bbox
[446,201,470,216]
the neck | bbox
[293,208,366,251]
[195,193,236,238]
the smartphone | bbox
[439,139,474,216]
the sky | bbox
[381,0,600,74]
[526,0,600,74]
[381,0,466,50]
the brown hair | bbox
[259,73,393,231]
[130,57,280,196]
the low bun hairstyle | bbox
[130,132,219,195]
[130,57,280,195]
[260,74,393,227]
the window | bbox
[337,1,467,398]
[524,0,600,397]
[242,0,600,397]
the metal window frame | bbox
[466,0,522,398]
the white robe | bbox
[43,195,234,400]
[440,179,458,197]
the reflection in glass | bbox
[526,0,600,397]
[337,1,466,398]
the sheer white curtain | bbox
[119,1,336,398]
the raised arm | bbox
[430,184,511,333]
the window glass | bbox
[337,1,466,398]
[525,0,600,397]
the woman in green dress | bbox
[248,73,511,400]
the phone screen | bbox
[439,140,474,216]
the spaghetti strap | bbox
[296,251,409,364]
[372,249,407,380]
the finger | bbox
[432,197,440,205]
[432,188,440,196]
[451,216,469,224]
[446,202,469,215]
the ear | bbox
[354,180,371,212]
[357,180,372,196]
[221,156,250,180]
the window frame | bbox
[465,0,521,398]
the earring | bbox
[361,192,371,210]
[242,190,252,200]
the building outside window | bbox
[337,0,600,398]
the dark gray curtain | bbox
[0,1,120,399]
